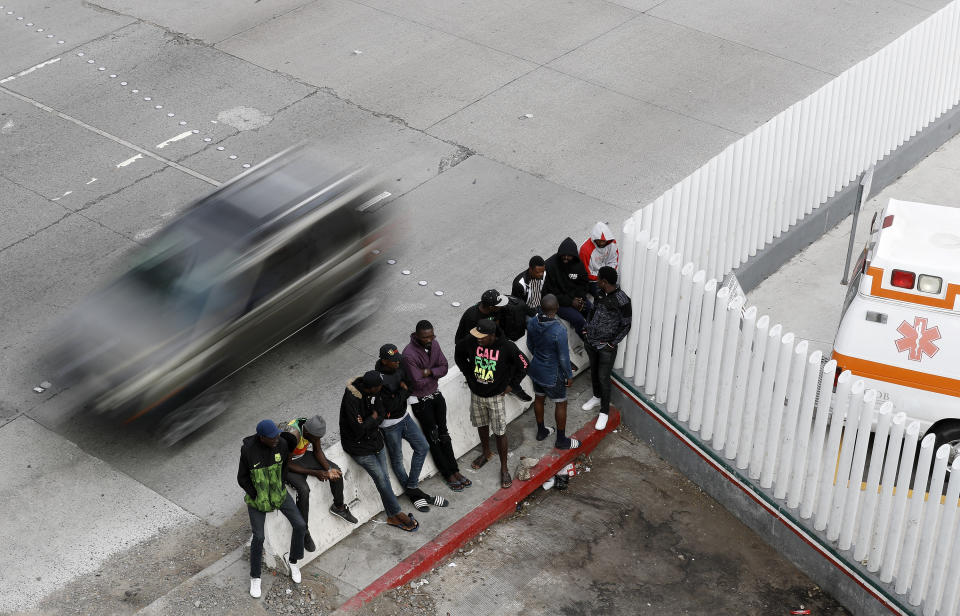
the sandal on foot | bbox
[430,494,449,507]
[387,514,419,532]
[446,478,464,492]
[555,437,581,450]
[456,474,472,488]
[471,452,494,470]
[501,471,513,490]
[536,426,556,441]
[408,489,431,513]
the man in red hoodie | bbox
[579,222,619,298]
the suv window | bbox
[311,207,361,266]
[246,234,313,310]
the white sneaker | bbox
[582,396,601,411]
[250,577,261,598]
[595,412,609,431]
[288,558,302,584]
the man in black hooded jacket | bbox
[542,237,592,336]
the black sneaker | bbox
[304,532,316,552]
[330,504,358,524]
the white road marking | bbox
[0,57,60,84]
[85,177,97,185]
[116,153,143,168]
[0,85,220,186]
[62,191,72,197]
[1,119,13,134]
[155,131,193,149]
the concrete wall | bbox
[733,101,960,292]
[611,375,912,616]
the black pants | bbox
[248,494,304,578]
[411,392,460,479]
[585,343,617,414]
[286,456,344,526]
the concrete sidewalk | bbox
[345,427,850,616]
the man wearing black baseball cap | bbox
[454,319,530,490]
[238,419,307,598]
[376,343,448,513]
[454,289,533,402]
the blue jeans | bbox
[351,448,402,517]
[381,413,429,490]
[247,493,305,578]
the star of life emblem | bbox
[894,316,941,362]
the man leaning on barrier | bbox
[581,266,632,430]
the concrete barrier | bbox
[261,324,588,570]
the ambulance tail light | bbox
[882,215,894,229]
[891,269,915,289]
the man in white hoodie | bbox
[579,222,619,297]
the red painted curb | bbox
[337,408,622,612]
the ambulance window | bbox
[842,246,867,315]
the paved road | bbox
[0,0,948,611]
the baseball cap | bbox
[304,414,326,438]
[470,318,497,338]
[379,343,401,362]
[480,289,509,308]
[256,419,281,439]
[362,370,383,388]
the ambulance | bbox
[832,198,960,455]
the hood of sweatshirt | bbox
[557,237,579,259]
[590,221,615,243]
[528,313,562,336]
[346,377,364,399]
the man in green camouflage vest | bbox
[237,419,307,599]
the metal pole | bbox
[841,166,875,285]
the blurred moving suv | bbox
[833,198,960,457]
[48,144,392,444]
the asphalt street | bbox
[0,0,950,612]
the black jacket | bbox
[237,434,291,512]
[542,237,590,307]
[454,304,505,345]
[454,335,529,397]
[511,269,544,307]
[339,377,385,456]
[375,359,413,420]
[499,296,532,341]
[585,287,633,347]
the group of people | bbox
[236,222,632,599]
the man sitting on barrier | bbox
[376,343,449,513]
[454,318,529,490]
[339,370,419,532]
[280,414,357,554]
[238,419,307,598]
[543,237,592,339]
[581,266,632,430]
[511,255,546,312]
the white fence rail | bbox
[632,1,960,280]
[614,3,960,613]
[619,237,960,614]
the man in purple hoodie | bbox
[403,320,472,492]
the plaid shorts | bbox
[470,392,507,436]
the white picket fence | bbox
[617,234,960,614]
[609,3,960,614]
[633,0,960,281]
